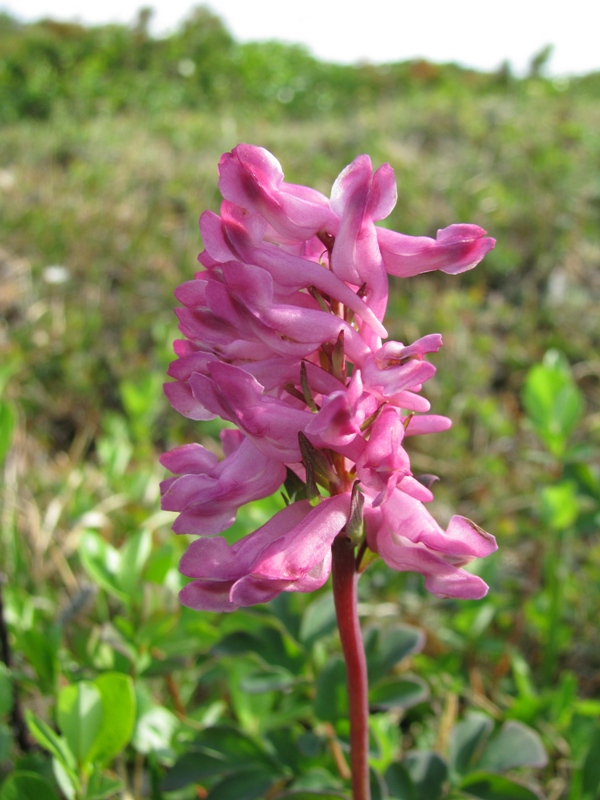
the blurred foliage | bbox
[1,5,600,798]
[0,6,535,124]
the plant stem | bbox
[332,533,370,800]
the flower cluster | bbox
[161,145,497,612]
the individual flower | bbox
[179,494,351,612]
[364,489,497,599]
[160,430,286,534]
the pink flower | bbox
[161,144,497,611]
[377,224,495,278]
[179,495,351,611]
[218,145,335,242]
[365,489,497,599]
[160,431,286,535]
[356,407,430,506]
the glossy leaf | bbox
[57,681,103,766]
[87,672,136,765]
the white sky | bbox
[4,0,600,76]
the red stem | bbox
[331,533,370,800]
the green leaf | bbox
[403,751,448,800]
[0,664,13,717]
[83,766,124,800]
[369,676,429,711]
[273,793,348,800]
[581,725,600,799]
[385,762,414,800]
[144,543,177,585]
[366,625,425,683]
[117,529,152,598]
[146,752,164,800]
[57,681,103,766]
[205,766,276,800]
[96,414,132,478]
[18,626,60,692]
[477,721,547,772]
[53,758,79,800]
[0,771,59,800]
[87,672,136,765]
[227,659,278,734]
[370,766,387,800]
[521,350,584,457]
[0,399,15,465]
[539,481,579,530]
[314,657,347,722]
[79,531,126,602]
[213,624,301,672]
[212,631,264,657]
[286,767,344,792]
[0,724,11,761]
[449,713,494,776]
[133,704,178,755]
[162,724,280,790]
[299,592,337,648]
[459,772,543,799]
[240,666,298,694]
[12,753,55,784]
[193,725,276,766]
[161,750,232,791]
[297,733,324,758]
[25,710,76,772]
[119,372,163,442]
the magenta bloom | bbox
[161,144,497,610]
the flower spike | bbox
[161,145,496,610]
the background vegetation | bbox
[1,6,600,798]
